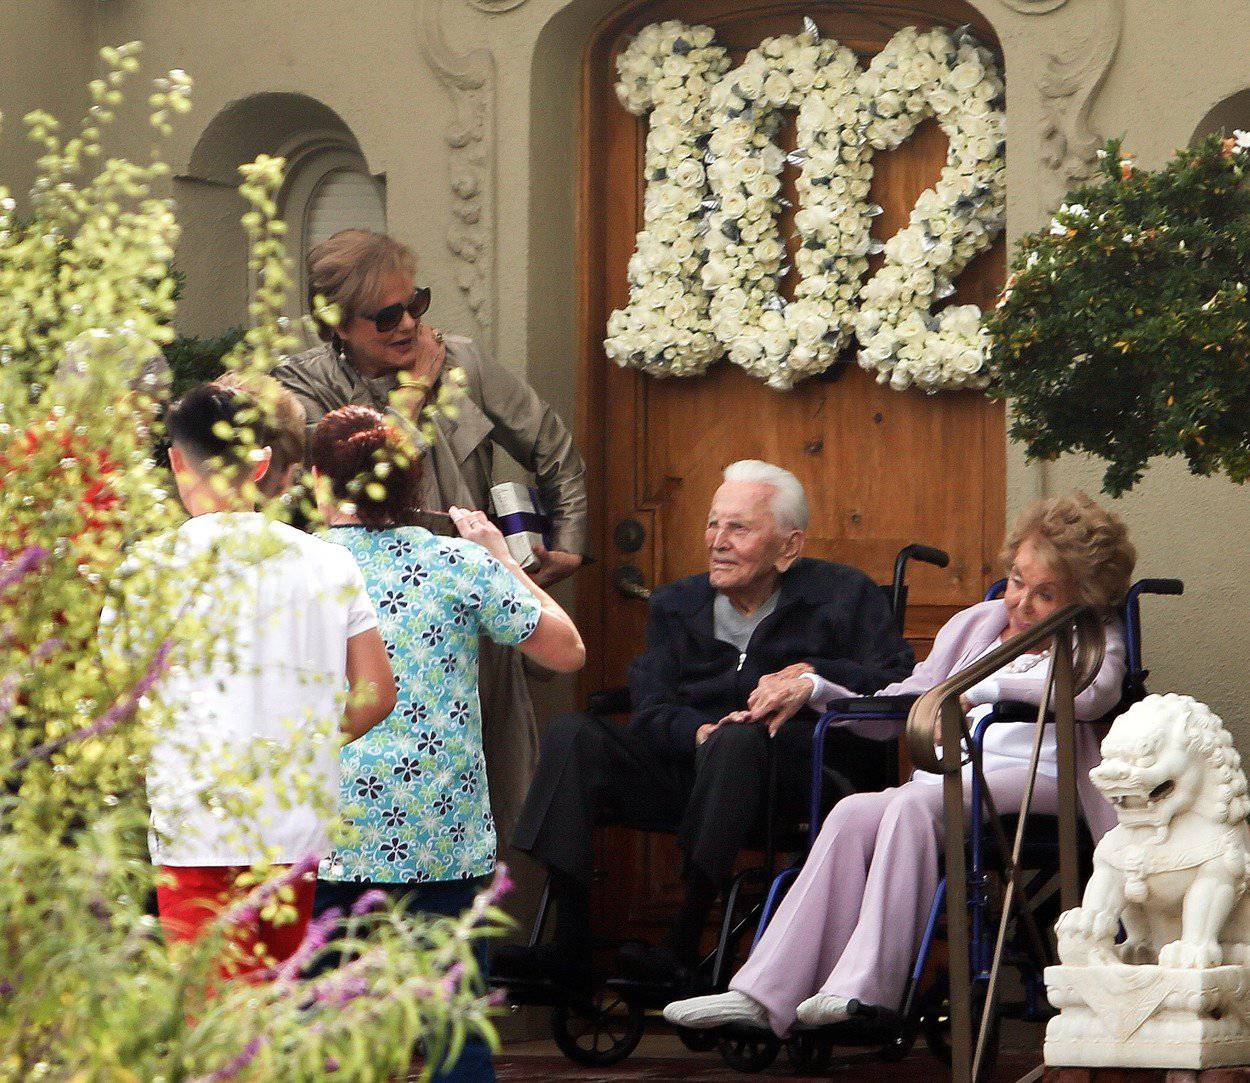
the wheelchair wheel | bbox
[918,978,1000,1070]
[786,1030,833,1072]
[718,1029,781,1073]
[675,1025,720,1052]
[551,988,645,1067]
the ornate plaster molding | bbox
[1036,0,1124,192]
[467,0,529,11]
[419,0,498,355]
[998,0,1069,12]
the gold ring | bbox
[434,329,445,345]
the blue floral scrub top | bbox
[320,526,541,884]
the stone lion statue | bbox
[1057,693,1250,970]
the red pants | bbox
[157,864,316,981]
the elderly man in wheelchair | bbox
[495,460,916,992]
[665,491,1138,1037]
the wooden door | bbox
[576,0,1005,945]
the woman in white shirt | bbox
[665,493,1136,1037]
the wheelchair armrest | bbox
[825,694,920,717]
[586,686,631,716]
[980,699,1035,724]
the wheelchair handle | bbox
[1130,577,1184,598]
[896,544,950,572]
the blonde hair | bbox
[212,372,306,496]
[1001,491,1136,610]
[305,229,417,342]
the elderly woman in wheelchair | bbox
[665,491,1136,1038]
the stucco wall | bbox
[3,0,1250,744]
[0,2,91,212]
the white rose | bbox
[719,191,748,219]
[747,173,781,199]
[896,311,929,344]
[763,71,794,105]
[794,313,827,344]
[887,230,927,266]
[649,126,680,155]
[876,90,903,116]
[795,204,835,235]
[738,157,765,183]
[664,296,693,322]
[735,67,765,100]
[672,159,706,188]
[754,237,784,264]
[760,330,791,358]
[751,144,781,177]
[731,334,765,363]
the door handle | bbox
[614,565,652,601]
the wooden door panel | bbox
[579,0,1005,947]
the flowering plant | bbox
[604,20,730,378]
[0,44,503,1080]
[988,134,1250,495]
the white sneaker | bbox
[795,993,854,1027]
[663,991,769,1031]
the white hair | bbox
[722,460,810,532]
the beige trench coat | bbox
[272,335,588,834]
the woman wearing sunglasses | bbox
[273,227,588,848]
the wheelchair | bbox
[706,575,1183,1076]
[490,543,951,1067]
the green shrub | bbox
[987,133,1250,495]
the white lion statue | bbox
[1056,693,1250,971]
[1046,695,1250,1068]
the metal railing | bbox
[905,602,1107,1083]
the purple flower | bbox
[0,546,48,594]
[441,962,465,995]
[198,1036,263,1082]
[14,638,172,768]
[314,974,370,1007]
[350,889,389,917]
[273,906,341,983]
[483,864,514,907]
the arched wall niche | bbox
[1191,88,1250,145]
[173,92,382,337]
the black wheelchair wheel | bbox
[718,1029,781,1073]
[675,1025,720,1052]
[551,988,645,1067]
[786,1030,834,1072]
[918,979,1000,1070]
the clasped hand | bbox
[694,663,816,746]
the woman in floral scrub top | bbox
[309,406,584,1083]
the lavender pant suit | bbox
[730,600,1125,1036]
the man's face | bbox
[337,271,423,377]
[704,480,799,596]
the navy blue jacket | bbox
[627,558,915,759]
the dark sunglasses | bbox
[365,287,431,334]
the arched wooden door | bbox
[576,0,1005,945]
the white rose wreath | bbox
[606,21,1006,393]
[604,21,730,378]
[703,24,872,390]
[853,25,1006,391]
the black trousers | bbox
[511,712,888,885]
